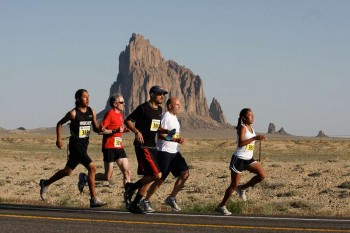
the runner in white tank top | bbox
[217,108,267,216]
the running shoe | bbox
[165,196,181,211]
[236,185,247,201]
[128,203,147,214]
[216,205,232,216]
[78,173,87,193]
[90,197,107,208]
[124,183,135,209]
[141,199,155,213]
[39,179,48,200]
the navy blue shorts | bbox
[157,151,188,180]
[229,154,256,173]
[102,148,127,163]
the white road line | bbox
[1,204,350,223]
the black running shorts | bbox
[229,154,256,173]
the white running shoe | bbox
[216,205,232,216]
[141,199,155,213]
[90,197,106,208]
[165,196,181,211]
[236,185,247,201]
[78,173,87,193]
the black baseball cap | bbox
[149,85,168,94]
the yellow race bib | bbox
[79,126,91,138]
[150,119,160,131]
[114,137,122,148]
[246,144,255,151]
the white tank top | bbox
[234,125,256,160]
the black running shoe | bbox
[128,204,147,214]
[124,183,135,209]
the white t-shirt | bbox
[156,111,180,153]
[234,125,256,160]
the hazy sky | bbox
[1,0,349,136]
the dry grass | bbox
[0,130,349,217]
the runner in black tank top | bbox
[39,89,106,208]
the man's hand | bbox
[56,139,63,149]
[135,131,144,144]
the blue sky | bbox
[1,0,349,136]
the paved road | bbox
[0,204,349,233]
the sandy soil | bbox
[0,129,349,217]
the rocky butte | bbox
[98,33,233,130]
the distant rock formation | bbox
[209,98,229,125]
[267,123,290,135]
[276,127,289,135]
[316,130,328,137]
[98,33,233,129]
[267,123,276,134]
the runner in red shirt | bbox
[78,94,132,197]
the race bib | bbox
[150,119,160,131]
[79,126,91,138]
[246,144,255,151]
[114,137,122,148]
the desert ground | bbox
[0,127,349,217]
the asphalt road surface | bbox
[0,204,349,233]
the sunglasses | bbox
[116,101,124,104]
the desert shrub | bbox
[185,200,246,214]
[290,201,310,209]
[186,202,216,213]
[58,196,75,207]
[257,202,289,214]
[226,200,246,214]
[338,181,350,189]
[217,174,229,179]
[339,191,350,198]
[261,182,285,189]
[320,188,334,194]
[276,191,296,197]
[308,172,322,177]
[269,164,281,167]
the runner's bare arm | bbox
[124,118,144,144]
[56,109,75,149]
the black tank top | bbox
[69,107,93,149]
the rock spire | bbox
[98,33,232,129]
